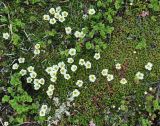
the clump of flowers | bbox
[43,6,68,24]
[33,79,41,90]
[12,57,25,70]
[74,28,86,39]
[46,84,55,98]
[101,68,114,82]
[10,36,157,126]
[34,44,41,55]
[13,63,45,91]
[39,104,48,117]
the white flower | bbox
[85,61,91,69]
[112,105,116,109]
[45,67,53,74]
[50,71,57,77]
[89,75,96,82]
[94,53,100,60]
[149,87,153,91]
[34,49,40,55]
[130,2,133,5]
[12,63,19,70]
[62,11,68,17]
[79,59,85,66]
[50,71,57,78]
[26,77,32,83]
[48,84,55,91]
[67,57,74,64]
[60,68,67,75]
[39,78,45,85]
[112,105,116,108]
[101,69,108,76]
[52,65,59,71]
[74,31,81,38]
[120,78,127,84]
[30,71,37,78]
[3,33,10,40]
[76,80,83,87]
[41,105,48,111]
[144,91,147,95]
[58,61,65,68]
[46,90,53,97]
[72,89,80,97]
[133,51,136,54]
[18,57,25,63]
[58,16,65,22]
[65,27,72,34]
[54,12,60,19]
[71,65,77,72]
[50,76,57,82]
[64,74,71,80]
[79,31,85,38]
[145,62,153,71]
[19,69,27,76]
[34,83,41,90]
[115,63,121,70]
[56,6,62,13]
[43,14,50,20]
[39,109,46,117]
[88,8,96,15]
[4,122,9,126]
[68,48,76,56]
[49,8,55,14]
[35,44,40,49]
[82,14,88,19]
[135,72,144,80]
[27,66,34,72]
[33,79,39,85]
[49,18,56,24]
[107,74,114,81]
